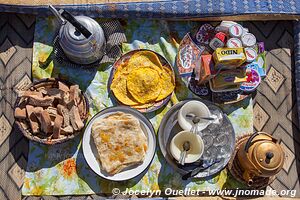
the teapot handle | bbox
[49,5,66,24]
[244,132,259,152]
[61,10,92,39]
[244,132,274,152]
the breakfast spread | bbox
[241,33,257,47]
[91,112,148,175]
[240,68,261,92]
[111,50,175,110]
[177,21,265,99]
[14,80,86,140]
[24,10,278,188]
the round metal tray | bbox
[158,99,235,178]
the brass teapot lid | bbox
[249,133,284,174]
[253,141,284,171]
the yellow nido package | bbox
[213,47,246,70]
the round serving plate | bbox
[82,106,156,181]
[158,99,235,178]
[14,78,89,145]
[107,49,175,113]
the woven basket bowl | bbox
[14,78,89,145]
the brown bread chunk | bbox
[47,107,58,121]
[33,107,43,122]
[22,91,43,98]
[26,105,40,134]
[69,85,80,105]
[61,125,73,135]
[58,81,70,93]
[60,91,70,106]
[44,88,63,100]
[70,106,84,131]
[28,96,54,107]
[40,110,52,134]
[57,104,70,127]
[14,107,27,119]
[52,115,63,139]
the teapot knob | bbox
[265,152,274,164]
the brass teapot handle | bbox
[244,132,277,152]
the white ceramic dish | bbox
[178,100,211,131]
[82,106,156,181]
[170,131,204,163]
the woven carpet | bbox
[0,13,35,200]
[246,21,300,197]
[0,13,299,199]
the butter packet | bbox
[213,47,246,70]
[210,68,247,92]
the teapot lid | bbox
[253,141,284,172]
[65,16,95,41]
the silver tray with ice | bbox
[158,99,235,179]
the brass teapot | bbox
[237,132,284,186]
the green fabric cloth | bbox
[22,18,253,196]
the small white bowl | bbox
[170,131,204,163]
[178,100,211,131]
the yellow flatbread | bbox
[111,75,139,106]
[127,67,162,104]
[156,65,175,101]
[127,50,163,70]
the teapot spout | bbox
[242,171,254,186]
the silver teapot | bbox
[49,5,106,65]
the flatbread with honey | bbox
[91,112,148,175]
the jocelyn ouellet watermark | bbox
[112,187,297,197]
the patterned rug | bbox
[245,21,300,197]
[0,13,34,200]
[0,14,299,199]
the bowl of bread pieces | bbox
[14,78,89,144]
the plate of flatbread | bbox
[108,49,175,113]
[82,106,156,181]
